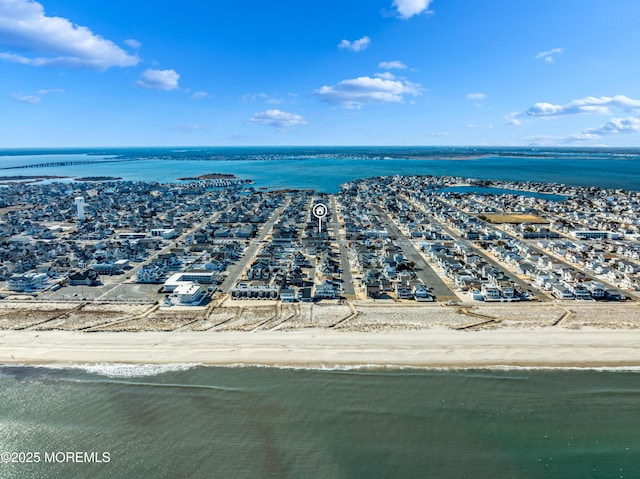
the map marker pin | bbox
[312,203,328,234]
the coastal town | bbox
[1,174,640,332]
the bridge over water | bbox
[0,158,142,170]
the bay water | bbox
[1,147,640,192]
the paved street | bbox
[219,198,291,293]
[123,207,227,284]
[372,204,459,302]
[433,195,626,299]
[408,197,550,302]
[330,197,355,297]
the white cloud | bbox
[466,92,486,101]
[247,109,307,129]
[242,92,283,104]
[379,60,407,70]
[315,75,422,109]
[466,124,478,129]
[392,0,433,19]
[10,87,63,104]
[374,72,397,80]
[191,91,211,100]
[535,47,563,63]
[0,0,139,70]
[10,93,40,104]
[338,36,370,52]
[37,88,64,95]
[505,112,522,126]
[134,69,180,91]
[527,117,640,145]
[509,95,640,125]
[428,131,449,137]
[581,117,640,137]
[124,39,141,50]
[242,92,268,102]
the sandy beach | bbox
[1,328,640,368]
[2,300,640,368]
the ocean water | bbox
[0,365,638,479]
[1,147,640,192]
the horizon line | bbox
[1,144,640,150]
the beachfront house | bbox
[587,282,606,299]
[315,279,338,300]
[395,281,413,300]
[172,282,206,305]
[552,284,575,300]
[413,284,433,302]
[280,288,296,303]
[481,283,501,301]
[7,272,49,292]
[67,269,101,286]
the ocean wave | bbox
[3,363,203,378]
[197,363,640,373]
[481,365,640,372]
[3,362,640,375]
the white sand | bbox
[2,328,640,368]
[2,301,640,368]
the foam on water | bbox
[197,363,640,372]
[487,364,640,372]
[3,362,202,378]
[4,362,640,377]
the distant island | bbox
[0,175,68,185]
[74,176,123,182]
[177,173,238,181]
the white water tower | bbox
[75,197,85,221]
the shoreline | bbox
[6,362,640,373]
[2,328,640,369]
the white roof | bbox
[174,283,202,295]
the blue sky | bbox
[2,0,640,147]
